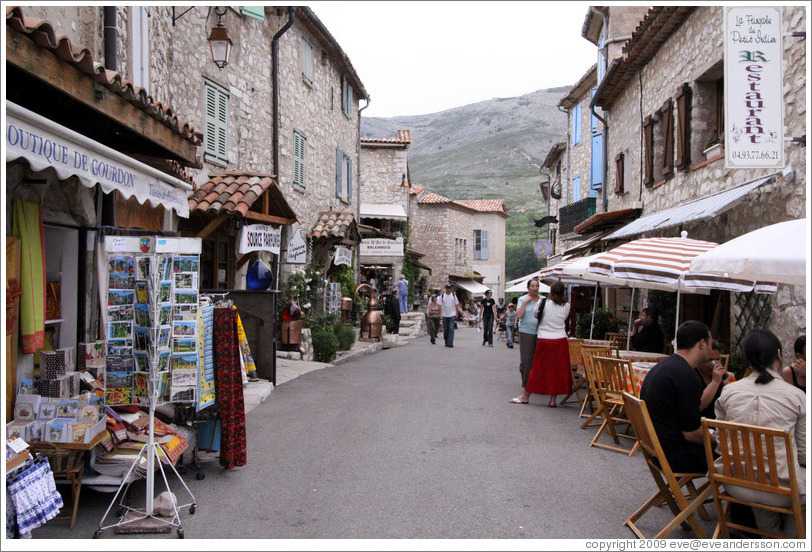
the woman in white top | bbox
[511,281,571,407]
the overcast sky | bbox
[309,1,598,118]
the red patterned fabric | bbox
[525,338,572,396]
[213,308,247,469]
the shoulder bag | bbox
[535,297,547,323]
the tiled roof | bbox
[311,211,359,241]
[6,5,202,147]
[417,190,452,204]
[409,185,426,196]
[542,141,566,169]
[361,130,411,145]
[558,64,597,110]
[454,199,510,216]
[188,171,297,222]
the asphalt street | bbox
[30,325,717,542]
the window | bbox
[201,237,232,290]
[301,37,313,84]
[335,146,352,202]
[590,88,604,191]
[572,102,582,145]
[341,75,353,117]
[614,152,625,195]
[204,79,229,165]
[675,83,692,171]
[473,230,488,260]
[573,176,581,202]
[131,7,149,89]
[293,131,306,191]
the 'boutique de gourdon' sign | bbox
[724,6,783,169]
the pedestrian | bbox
[509,278,541,401]
[781,335,806,392]
[439,283,461,347]
[502,303,517,348]
[383,291,400,335]
[426,294,442,345]
[511,281,571,407]
[369,275,378,292]
[394,274,409,314]
[480,289,497,347]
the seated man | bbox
[696,339,729,420]
[640,320,717,473]
[630,307,665,354]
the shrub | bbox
[305,312,338,334]
[575,307,621,340]
[334,324,356,351]
[382,315,397,333]
[311,331,338,362]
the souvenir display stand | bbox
[94,236,200,539]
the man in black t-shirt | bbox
[480,290,497,347]
[631,307,665,354]
[640,320,718,473]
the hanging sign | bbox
[360,237,404,257]
[724,6,784,169]
[285,230,307,264]
[333,246,353,267]
[238,224,281,255]
[534,239,553,259]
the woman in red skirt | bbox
[511,281,571,407]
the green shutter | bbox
[346,156,352,203]
[301,37,312,83]
[293,131,306,190]
[204,85,217,159]
[205,80,228,164]
[335,146,343,198]
[240,6,265,20]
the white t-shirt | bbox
[439,292,459,318]
[534,299,570,339]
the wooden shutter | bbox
[643,116,653,187]
[660,99,674,178]
[335,146,343,198]
[591,133,603,188]
[614,152,624,194]
[345,156,352,203]
[675,84,692,171]
[205,80,228,165]
[293,131,306,190]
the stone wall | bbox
[360,145,410,209]
[409,200,474,291]
[471,213,507,299]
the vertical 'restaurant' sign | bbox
[724,6,783,169]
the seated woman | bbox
[781,335,806,393]
[714,329,806,537]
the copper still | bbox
[354,283,382,340]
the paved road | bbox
[31,326,716,540]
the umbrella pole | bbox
[674,287,682,351]
[626,285,636,350]
[589,282,598,339]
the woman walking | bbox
[425,294,442,344]
[509,278,541,403]
[511,281,571,407]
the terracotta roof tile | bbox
[189,171,297,222]
[417,191,452,204]
[361,129,411,145]
[6,6,203,147]
[311,211,359,241]
[454,199,510,216]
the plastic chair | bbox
[701,418,806,539]
[621,393,712,539]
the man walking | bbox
[480,289,497,347]
[440,283,461,348]
[394,274,410,314]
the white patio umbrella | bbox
[689,219,807,286]
[505,278,550,294]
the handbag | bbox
[535,297,547,323]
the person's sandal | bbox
[509,397,529,404]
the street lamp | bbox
[207,7,232,69]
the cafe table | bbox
[629,360,737,395]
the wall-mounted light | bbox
[207,7,232,70]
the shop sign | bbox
[238,224,281,255]
[333,246,353,267]
[360,237,404,257]
[285,230,307,264]
[6,103,190,217]
[534,240,553,258]
[724,6,783,169]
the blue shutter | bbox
[572,103,582,145]
[573,176,581,202]
[590,88,598,132]
[240,6,265,20]
[598,35,606,82]
[481,229,488,260]
[346,156,352,203]
[591,133,604,189]
[335,147,343,198]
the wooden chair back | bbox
[701,418,806,539]
[593,356,638,399]
[567,338,584,370]
[621,393,711,539]
[580,347,614,388]
[606,331,627,349]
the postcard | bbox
[173,337,197,354]
[13,401,37,422]
[134,303,151,327]
[173,256,199,274]
[135,282,149,304]
[134,352,150,372]
[170,387,196,403]
[105,387,133,406]
[172,320,197,338]
[106,355,134,372]
[108,321,133,340]
[108,272,135,290]
[174,289,198,305]
[171,368,197,388]
[173,272,197,290]
[158,351,171,372]
[18,378,35,395]
[108,289,134,306]
[108,304,134,322]
[56,399,80,419]
[159,281,172,303]
[158,256,172,281]
[38,402,57,420]
[172,353,198,371]
[173,304,198,322]
[108,255,134,274]
[134,326,151,351]
[78,404,100,424]
[135,256,151,281]
[159,304,173,326]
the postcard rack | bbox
[95,236,201,539]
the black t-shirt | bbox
[481,298,496,320]
[496,303,507,318]
[639,354,705,466]
[696,369,724,420]
[631,322,665,353]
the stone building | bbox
[408,187,509,300]
[585,5,806,350]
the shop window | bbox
[204,79,229,166]
[675,83,692,171]
[473,229,488,260]
[293,131,306,191]
[341,75,353,118]
[335,146,352,203]
[301,37,313,85]
[201,237,232,290]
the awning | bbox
[360,203,407,221]
[561,231,613,257]
[6,102,192,218]
[573,207,641,235]
[454,279,491,297]
[604,176,776,241]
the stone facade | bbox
[470,212,507,299]
[360,135,410,209]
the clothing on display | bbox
[213,308,247,469]
[6,456,63,538]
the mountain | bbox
[361,86,569,213]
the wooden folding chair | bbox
[590,356,640,456]
[622,393,712,539]
[560,338,585,408]
[702,418,806,539]
[578,347,616,430]
[606,331,627,349]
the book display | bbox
[95,236,199,538]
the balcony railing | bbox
[559,197,597,235]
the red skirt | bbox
[525,337,572,396]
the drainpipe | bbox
[103,6,117,70]
[355,97,371,285]
[272,7,295,177]
[591,105,609,213]
[558,105,570,252]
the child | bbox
[502,303,517,349]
